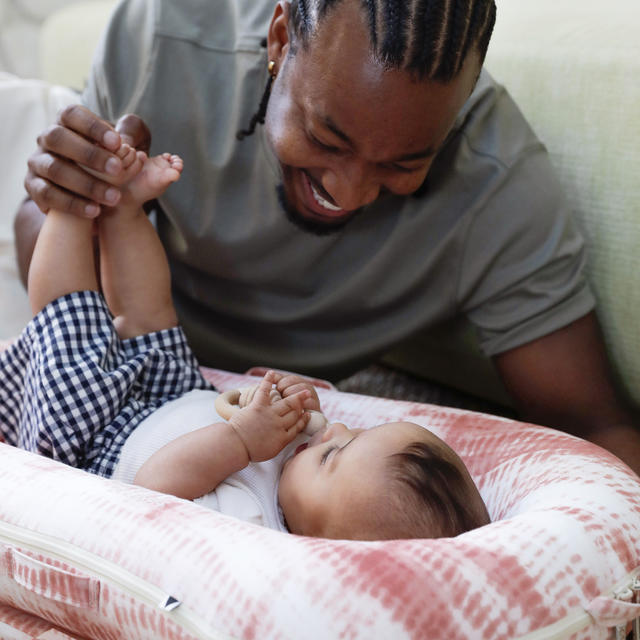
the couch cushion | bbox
[0,73,78,338]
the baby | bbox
[0,144,489,540]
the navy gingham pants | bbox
[0,291,212,477]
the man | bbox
[14,0,640,473]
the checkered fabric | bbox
[0,291,212,477]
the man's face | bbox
[278,420,442,539]
[264,1,480,233]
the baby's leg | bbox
[26,144,141,315]
[98,153,183,339]
[27,211,97,315]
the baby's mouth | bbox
[294,442,308,456]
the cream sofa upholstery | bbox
[386,0,640,407]
[0,73,78,337]
[1,1,638,407]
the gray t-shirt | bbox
[84,0,594,378]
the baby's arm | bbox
[132,415,251,499]
[133,372,310,499]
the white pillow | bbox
[0,73,78,338]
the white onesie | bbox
[112,389,304,532]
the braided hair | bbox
[237,0,496,138]
[291,0,496,81]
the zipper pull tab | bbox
[632,577,640,640]
[615,587,633,640]
[159,594,181,611]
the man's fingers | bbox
[37,123,123,176]
[26,174,101,218]
[57,104,121,150]
[27,152,121,210]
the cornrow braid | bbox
[290,0,496,82]
[361,0,378,50]
[380,0,410,66]
[236,65,274,141]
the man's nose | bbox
[322,162,380,211]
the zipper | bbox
[0,519,235,640]
[517,568,640,640]
[632,576,640,640]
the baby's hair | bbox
[386,440,490,539]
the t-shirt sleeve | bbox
[457,143,595,356]
[82,0,156,122]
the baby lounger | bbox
[0,367,639,640]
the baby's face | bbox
[278,420,439,539]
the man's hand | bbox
[229,371,310,462]
[25,105,151,218]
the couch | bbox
[1,0,638,408]
[385,0,640,407]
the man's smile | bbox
[300,170,348,217]
[281,165,362,228]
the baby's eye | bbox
[320,445,338,465]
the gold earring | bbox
[268,60,277,78]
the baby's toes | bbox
[120,145,138,169]
[116,142,132,160]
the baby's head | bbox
[278,421,489,540]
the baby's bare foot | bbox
[122,153,183,205]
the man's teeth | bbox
[310,181,342,212]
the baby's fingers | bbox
[252,371,278,406]
[285,411,311,437]
[275,389,310,417]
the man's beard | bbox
[276,184,359,236]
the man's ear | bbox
[267,1,291,70]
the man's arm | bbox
[494,311,640,475]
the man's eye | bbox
[309,134,340,153]
[387,163,422,174]
[320,445,338,464]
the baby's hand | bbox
[272,372,322,413]
[228,371,310,462]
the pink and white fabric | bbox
[0,367,639,640]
